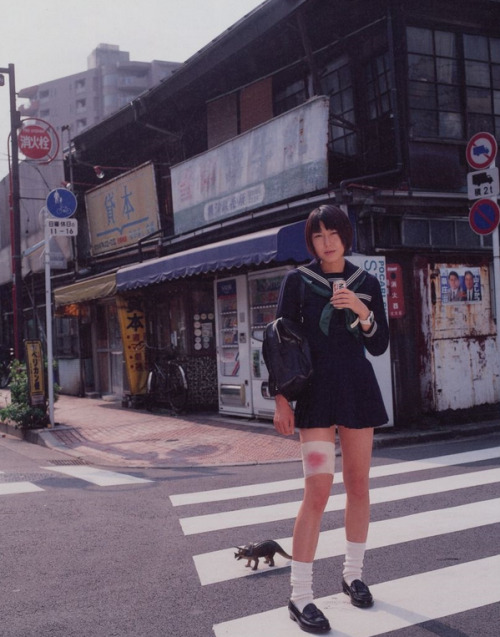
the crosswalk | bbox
[170,445,500,636]
[0,464,152,495]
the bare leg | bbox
[338,426,373,542]
[292,426,336,560]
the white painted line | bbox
[180,467,500,535]
[213,555,500,636]
[0,481,44,495]
[170,446,500,506]
[41,466,152,487]
[195,497,500,585]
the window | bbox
[464,34,500,137]
[407,27,463,139]
[55,317,79,358]
[149,283,215,357]
[365,52,392,120]
[75,78,86,93]
[76,98,86,113]
[321,56,357,156]
[365,214,490,251]
[407,27,500,139]
[402,217,490,248]
[76,118,87,133]
[273,71,308,116]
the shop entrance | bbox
[96,301,124,398]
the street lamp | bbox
[0,63,23,360]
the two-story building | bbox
[44,0,500,425]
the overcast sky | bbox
[0,0,265,176]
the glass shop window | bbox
[55,317,79,358]
[190,288,215,355]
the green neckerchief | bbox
[298,265,366,336]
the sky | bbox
[0,0,265,175]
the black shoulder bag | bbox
[262,278,312,401]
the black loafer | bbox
[342,579,374,608]
[288,600,331,633]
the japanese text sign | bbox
[85,162,160,256]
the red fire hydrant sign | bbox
[17,119,59,163]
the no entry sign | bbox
[466,132,498,170]
[468,198,500,235]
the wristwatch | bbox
[359,310,374,326]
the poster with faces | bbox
[440,266,482,304]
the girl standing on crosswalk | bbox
[272,205,390,634]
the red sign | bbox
[466,132,498,170]
[18,125,52,160]
[468,198,500,236]
[387,263,405,318]
[16,119,59,163]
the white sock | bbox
[342,540,366,585]
[290,560,313,612]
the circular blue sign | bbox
[46,188,77,219]
[469,198,500,235]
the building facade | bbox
[3,0,500,426]
[0,46,180,348]
[18,44,180,136]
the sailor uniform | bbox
[276,259,389,429]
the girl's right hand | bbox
[273,394,295,436]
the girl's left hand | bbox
[331,288,368,317]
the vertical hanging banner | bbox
[116,295,148,395]
[24,340,46,407]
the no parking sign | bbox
[468,198,500,236]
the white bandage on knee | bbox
[301,441,335,479]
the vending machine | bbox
[248,267,291,419]
[214,275,253,416]
[214,268,291,419]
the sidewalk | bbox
[1,390,498,469]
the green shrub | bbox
[0,360,58,429]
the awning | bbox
[116,220,308,292]
[54,272,117,306]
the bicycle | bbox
[137,342,188,413]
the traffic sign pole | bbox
[490,160,500,352]
[45,239,54,426]
[43,188,78,427]
[493,210,500,341]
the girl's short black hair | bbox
[304,205,353,257]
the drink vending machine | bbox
[248,267,291,418]
[214,267,290,418]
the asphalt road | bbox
[1,431,499,637]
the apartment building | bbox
[18,43,180,136]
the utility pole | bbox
[0,64,23,360]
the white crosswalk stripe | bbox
[40,465,153,486]
[213,556,500,637]
[0,481,44,495]
[170,446,500,506]
[169,444,500,636]
[179,467,500,535]
[0,466,152,495]
[194,497,500,585]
